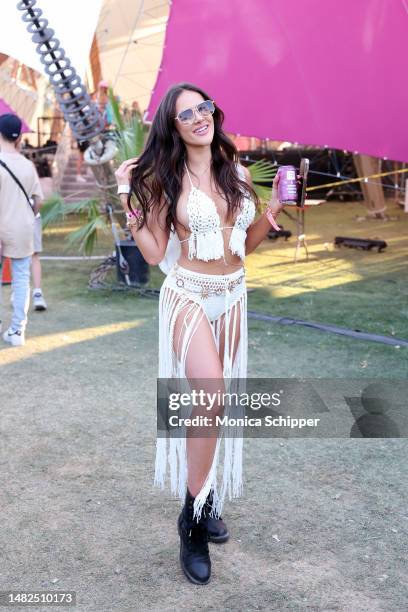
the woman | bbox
[114,83,286,585]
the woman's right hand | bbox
[114,157,138,186]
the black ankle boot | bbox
[178,488,211,585]
[202,490,230,544]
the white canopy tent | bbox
[95,0,170,113]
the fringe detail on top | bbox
[229,225,246,260]
[188,228,225,262]
[187,232,196,259]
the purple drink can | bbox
[278,165,298,205]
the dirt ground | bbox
[0,200,407,611]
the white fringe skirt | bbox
[154,262,248,521]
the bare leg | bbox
[76,151,84,176]
[173,300,225,497]
[31,253,42,290]
[172,297,243,499]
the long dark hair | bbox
[128,82,259,232]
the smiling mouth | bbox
[193,124,209,135]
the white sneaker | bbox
[33,291,47,311]
[76,174,87,183]
[3,327,25,346]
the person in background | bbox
[29,153,52,311]
[31,212,47,311]
[7,147,48,311]
[131,100,142,121]
[22,137,34,150]
[30,159,53,311]
[76,138,90,183]
[95,80,114,128]
[0,113,44,346]
[76,79,114,182]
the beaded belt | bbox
[171,265,245,300]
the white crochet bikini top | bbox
[158,163,255,274]
[180,162,255,261]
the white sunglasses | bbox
[175,99,215,125]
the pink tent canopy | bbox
[148,0,408,162]
[0,98,31,134]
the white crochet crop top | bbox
[157,163,256,274]
[178,162,256,262]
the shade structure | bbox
[96,0,169,111]
[147,0,408,162]
[0,97,31,133]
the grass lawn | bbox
[2,197,405,378]
[1,198,407,611]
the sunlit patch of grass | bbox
[245,199,408,337]
[0,321,143,366]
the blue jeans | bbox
[1,256,31,333]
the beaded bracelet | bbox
[126,209,143,229]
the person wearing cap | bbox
[0,113,44,346]
[75,79,114,182]
[96,80,114,128]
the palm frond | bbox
[247,159,278,183]
[252,184,273,203]
[65,213,108,257]
[247,159,278,204]
[108,86,147,163]
[108,87,124,132]
[40,194,66,227]
[63,198,101,215]
[41,195,102,226]
[131,115,146,155]
[114,115,146,163]
[41,193,108,256]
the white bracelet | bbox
[117,184,131,195]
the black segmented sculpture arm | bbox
[17,0,105,143]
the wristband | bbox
[265,207,280,232]
[117,184,131,195]
[125,208,143,229]
[126,209,142,220]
